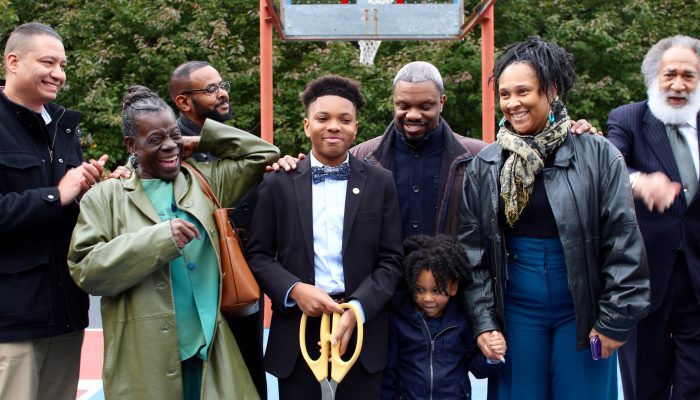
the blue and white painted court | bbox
[77,296,623,400]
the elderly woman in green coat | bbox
[68,86,279,400]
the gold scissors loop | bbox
[299,303,364,400]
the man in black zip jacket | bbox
[0,22,107,400]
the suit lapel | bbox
[342,156,367,254]
[687,111,700,205]
[293,158,315,268]
[643,109,682,183]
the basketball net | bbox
[359,0,393,66]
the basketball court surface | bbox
[77,297,627,400]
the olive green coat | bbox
[68,120,279,400]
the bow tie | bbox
[311,164,350,184]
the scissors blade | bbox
[320,379,338,400]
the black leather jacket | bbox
[458,132,650,349]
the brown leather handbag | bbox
[183,162,260,317]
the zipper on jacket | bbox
[489,165,508,285]
[46,107,66,163]
[489,164,507,323]
[420,317,436,400]
[421,317,458,400]
[491,217,501,302]
[562,173,597,338]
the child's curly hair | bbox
[403,234,468,295]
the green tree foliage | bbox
[494,0,700,132]
[1,1,699,164]
[2,0,263,166]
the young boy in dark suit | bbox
[246,75,404,400]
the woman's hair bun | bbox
[122,85,158,111]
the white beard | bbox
[647,81,700,125]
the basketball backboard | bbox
[274,0,465,41]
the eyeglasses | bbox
[180,81,231,96]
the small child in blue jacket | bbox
[382,235,504,400]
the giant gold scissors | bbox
[299,303,364,400]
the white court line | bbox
[76,380,103,400]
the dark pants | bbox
[227,296,267,399]
[182,356,202,400]
[278,315,381,400]
[619,252,700,400]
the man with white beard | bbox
[608,35,700,400]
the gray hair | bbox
[641,35,700,88]
[392,61,444,94]
[4,22,62,58]
[121,85,174,139]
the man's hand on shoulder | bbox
[570,119,602,136]
[266,153,305,172]
[106,165,132,180]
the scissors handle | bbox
[299,303,365,385]
[299,312,330,383]
[330,303,364,384]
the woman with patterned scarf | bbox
[458,37,650,400]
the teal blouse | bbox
[141,179,219,361]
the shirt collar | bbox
[309,151,350,168]
[40,106,52,124]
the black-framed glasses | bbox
[180,81,231,96]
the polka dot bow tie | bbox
[311,164,350,184]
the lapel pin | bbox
[352,187,360,194]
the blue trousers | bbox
[487,237,617,400]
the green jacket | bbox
[68,120,279,399]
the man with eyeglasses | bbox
[168,61,232,161]
[168,61,267,398]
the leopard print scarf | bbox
[497,108,570,227]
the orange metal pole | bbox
[260,0,274,328]
[260,0,274,144]
[481,3,495,143]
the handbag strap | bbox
[181,161,223,209]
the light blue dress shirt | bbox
[310,152,348,294]
[285,152,365,322]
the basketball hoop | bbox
[359,40,383,66]
[358,0,394,66]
